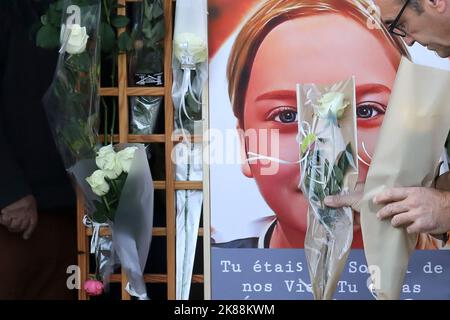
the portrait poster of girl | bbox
[206,0,450,299]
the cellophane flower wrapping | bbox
[172,0,207,133]
[175,142,203,300]
[42,0,153,299]
[43,0,101,169]
[297,78,358,300]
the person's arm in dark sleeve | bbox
[0,3,32,210]
[0,129,33,210]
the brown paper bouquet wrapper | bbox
[361,57,450,300]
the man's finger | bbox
[19,219,29,233]
[324,194,354,208]
[373,188,414,204]
[406,220,423,234]
[23,215,37,240]
[0,214,11,226]
[390,212,415,228]
[8,218,22,231]
[376,200,410,220]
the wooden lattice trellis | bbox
[77,0,204,300]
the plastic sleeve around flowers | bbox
[297,77,358,300]
[70,144,154,299]
[42,0,101,169]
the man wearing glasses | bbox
[325,0,450,240]
[380,0,450,58]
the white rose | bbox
[61,23,89,55]
[95,145,122,179]
[86,170,110,196]
[174,33,208,65]
[116,147,138,173]
[316,92,349,119]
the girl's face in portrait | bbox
[241,13,401,244]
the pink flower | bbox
[83,279,104,296]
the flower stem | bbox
[110,179,120,197]
[103,0,111,26]
[111,99,116,145]
[102,196,111,212]
[101,97,108,146]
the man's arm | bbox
[0,3,38,239]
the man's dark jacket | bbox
[0,0,75,210]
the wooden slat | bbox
[127,87,165,96]
[105,274,204,284]
[175,181,203,190]
[117,0,131,300]
[100,87,119,96]
[77,188,89,300]
[100,134,166,143]
[86,227,169,237]
[163,0,176,300]
[173,134,204,143]
[118,4,129,145]
[85,227,204,237]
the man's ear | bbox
[237,123,253,178]
[427,0,447,13]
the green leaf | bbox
[144,2,153,20]
[332,166,344,185]
[65,51,91,72]
[117,32,133,52]
[111,15,130,28]
[152,2,164,18]
[103,205,116,221]
[301,133,317,153]
[41,14,48,26]
[100,22,116,53]
[55,0,65,11]
[92,200,108,223]
[47,3,62,26]
[93,211,107,224]
[36,25,60,49]
[151,19,165,41]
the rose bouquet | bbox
[172,0,207,135]
[297,78,358,300]
[171,0,207,301]
[42,0,154,299]
[79,143,154,299]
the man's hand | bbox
[324,182,364,213]
[374,187,450,235]
[0,195,38,240]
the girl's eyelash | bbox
[266,106,296,120]
[357,101,387,111]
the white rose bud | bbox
[95,145,122,179]
[116,147,138,173]
[174,33,208,65]
[61,23,89,55]
[316,92,349,119]
[86,170,110,196]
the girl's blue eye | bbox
[356,102,385,119]
[274,109,297,123]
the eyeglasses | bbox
[388,0,411,37]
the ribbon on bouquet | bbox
[83,214,108,254]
